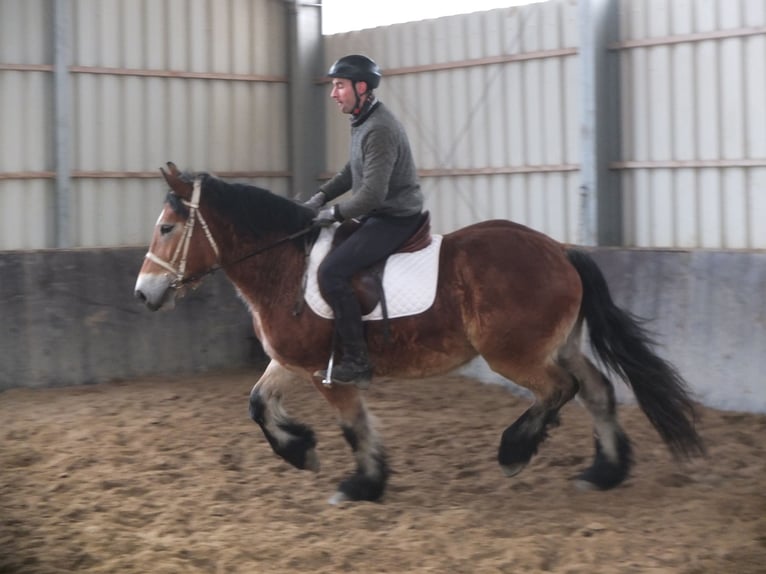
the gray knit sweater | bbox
[319,102,423,220]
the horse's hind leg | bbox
[311,382,388,504]
[249,360,319,472]
[495,361,579,477]
[561,352,633,490]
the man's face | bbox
[330,78,366,114]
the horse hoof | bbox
[573,478,601,491]
[304,449,320,473]
[500,462,526,478]
[327,491,349,506]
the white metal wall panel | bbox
[618,0,766,248]
[66,0,288,248]
[0,0,55,249]
[744,0,766,249]
[323,1,581,241]
[4,0,765,250]
[0,0,51,63]
[0,0,288,250]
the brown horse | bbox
[134,163,704,503]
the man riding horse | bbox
[304,54,425,389]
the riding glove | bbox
[304,191,326,213]
[313,205,340,227]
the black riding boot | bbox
[330,340,373,388]
[318,291,373,389]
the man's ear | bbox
[356,80,368,95]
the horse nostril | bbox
[135,290,146,302]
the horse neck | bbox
[194,177,312,313]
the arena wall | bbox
[1,247,763,414]
[0,248,262,392]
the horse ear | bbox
[166,161,181,176]
[160,162,192,199]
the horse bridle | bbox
[144,177,315,289]
[144,178,221,289]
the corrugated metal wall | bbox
[616,0,766,248]
[323,0,582,241]
[0,0,289,250]
[324,0,766,247]
[2,0,765,249]
[0,0,54,249]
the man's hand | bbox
[313,206,339,227]
[303,191,326,213]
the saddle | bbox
[331,211,432,316]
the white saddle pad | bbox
[304,225,443,321]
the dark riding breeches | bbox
[317,213,423,346]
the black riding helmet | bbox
[328,55,381,116]
[327,54,382,90]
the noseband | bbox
[144,178,221,289]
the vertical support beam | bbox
[579,0,622,246]
[286,0,325,200]
[53,0,71,247]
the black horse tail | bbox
[566,248,705,459]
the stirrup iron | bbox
[321,352,335,387]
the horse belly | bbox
[364,297,478,379]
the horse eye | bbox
[160,223,174,236]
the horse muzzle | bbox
[134,273,177,311]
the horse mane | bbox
[172,171,316,240]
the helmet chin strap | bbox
[351,81,368,116]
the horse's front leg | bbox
[249,359,320,472]
[312,381,389,504]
